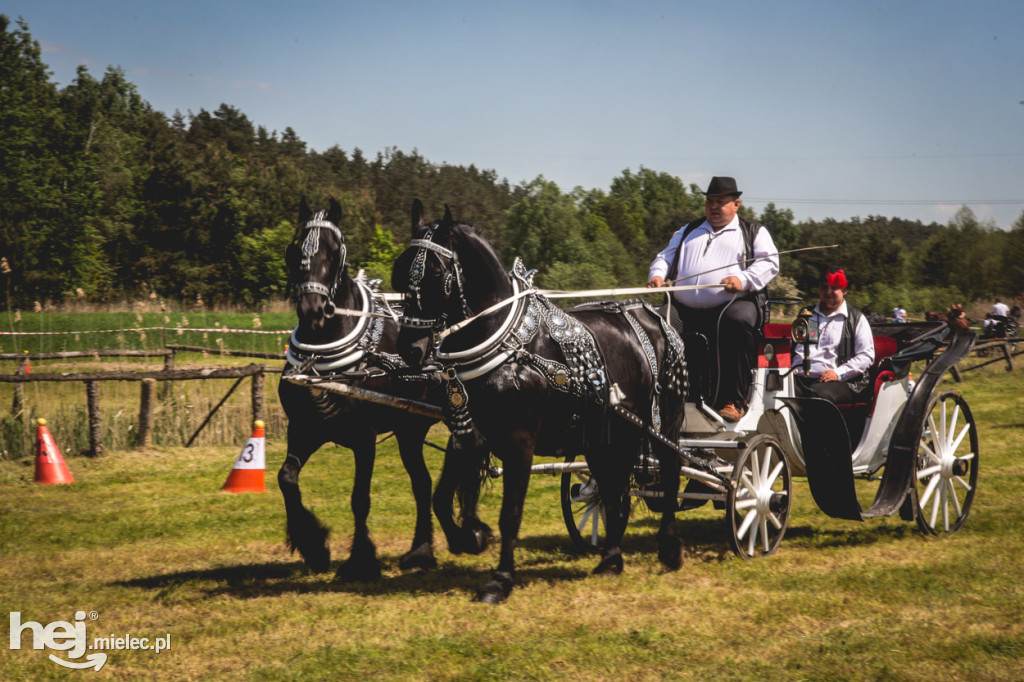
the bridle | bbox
[293,211,347,318]
[398,227,473,334]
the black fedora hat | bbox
[702,176,742,197]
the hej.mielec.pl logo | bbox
[9,610,172,671]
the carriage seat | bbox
[760,326,900,410]
[757,323,793,368]
[836,335,900,415]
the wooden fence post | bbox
[11,354,27,418]
[252,369,265,424]
[162,351,174,400]
[86,380,103,457]
[138,378,156,448]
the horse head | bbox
[391,200,508,367]
[286,198,352,337]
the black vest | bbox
[837,306,872,393]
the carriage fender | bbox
[777,395,861,520]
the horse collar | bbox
[286,275,385,376]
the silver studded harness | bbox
[399,231,687,439]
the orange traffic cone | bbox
[34,418,74,485]
[221,420,266,493]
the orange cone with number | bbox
[34,418,74,485]
[221,420,266,493]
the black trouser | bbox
[795,374,855,404]
[662,298,758,410]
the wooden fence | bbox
[1,348,279,456]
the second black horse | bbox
[392,201,689,603]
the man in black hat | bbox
[647,176,779,422]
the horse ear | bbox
[299,197,312,224]
[329,198,342,226]
[285,242,301,273]
[434,204,455,244]
[411,199,425,233]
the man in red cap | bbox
[792,269,875,404]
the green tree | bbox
[237,219,294,305]
[358,223,404,289]
[1001,211,1024,300]
[0,16,64,306]
[58,65,151,298]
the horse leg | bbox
[476,446,532,604]
[656,446,683,570]
[590,433,638,575]
[395,420,437,572]
[278,432,331,573]
[432,436,492,555]
[336,432,381,582]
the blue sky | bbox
[8,0,1024,227]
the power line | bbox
[744,198,1024,206]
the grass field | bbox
[2,360,1023,680]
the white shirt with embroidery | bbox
[649,216,779,309]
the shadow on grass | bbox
[113,517,920,602]
[112,541,592,602]
[783,521,914,547]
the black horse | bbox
[278,198,444,581]
[392,201,689,603]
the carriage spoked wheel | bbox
[726,435,792,559]
[560,455,606,552]
[914,390,978,535]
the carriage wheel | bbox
[914,391,978,535]
[727,435,791,559]
[560,455,605,551]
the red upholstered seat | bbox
[758,323,793,368]
[763,323,791,339]
[871,335,899,370]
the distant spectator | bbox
[892,304,907,323]
[947,303,970,331]
[992,299,1010,317]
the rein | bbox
[436,283,720,342]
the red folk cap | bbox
[823,269,848,289]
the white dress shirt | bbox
[648,216,779,309]
[792,301,875,381]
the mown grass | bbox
[1,364,1023,681]
[2,309,295,355]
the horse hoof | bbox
[470,525,492,553]
[474,573,513,604]
[336,559,382,583]
[398,546,438,572]
[449,525,491,555]
[474,589,506,605]
[593,553,624,575]
[658,541,684,571]
[287,521,331,573]
[299,545,331,574]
